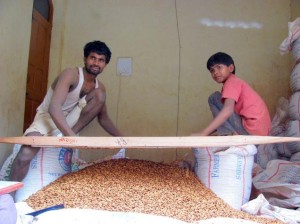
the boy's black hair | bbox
[207,52,235,74]
[84,40,112,64]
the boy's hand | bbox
[190,132,206,136]
[191,130,218,136]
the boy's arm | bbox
[192,98,235,136]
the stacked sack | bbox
[250,18,300,210]
[280,17,300,161]
[0,144,74,202]
[255,97,290,169]
[193,145,257,210]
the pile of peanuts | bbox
[26,159,282,223]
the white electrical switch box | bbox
[117,57,132,76]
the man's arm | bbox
[48,68,78,136]
[97,103,123,136]
[193,98,235,136]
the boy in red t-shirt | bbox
[193,52,271,136]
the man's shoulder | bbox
[61,67,79,75]
[97,80,106,91]
[55,67,80,88]
[59,67,80,81]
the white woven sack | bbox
[253,160,300,209]
[290,63,300,93]
[15,147,73,202]
[291,152,300,161]
[288,91,300,120]
[280,18,300,56]
[255,144,278,170]
[193,145,257,210]
[0,144,22,180]
[292,38,300,61]
[31,208,188,224]
[286,120,300,154]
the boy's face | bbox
[209,64,234,83]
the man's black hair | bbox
[207,52,235,74]
[84,40,112,64]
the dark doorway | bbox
[23,0,53,131]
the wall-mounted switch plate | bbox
[117,57,132,76]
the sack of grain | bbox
[291,152,300,161]
[279,17,300,58]
[15,147,73,202]
[290,63,300,93]
[255,144,278,169]
[286,119,300,154]
[0,144,21,180]
[193,145,257,210]
[253,160,300,209]
[292,38,300,61]
[288,91,300,120]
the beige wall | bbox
[0,0,33,166]
[291,0,300,21]
[0,0,298,166]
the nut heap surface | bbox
[26,159,281,223]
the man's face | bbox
[84,52,107,76]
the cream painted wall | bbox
[49,0,293,162]
[176,0,291,134]
[0,1,33,167]
[291,0,300,21]
[0,0,298,167]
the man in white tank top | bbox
[10,41,123,187]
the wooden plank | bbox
[0,135,299,149]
